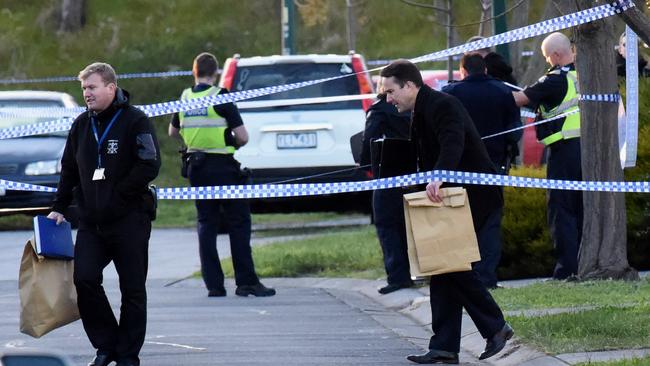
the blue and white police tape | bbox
[0,0,636,140]
[0,94,379,119]
[623,26,639,168]
[0,117,74,140]
[0,70,194,85]
[11,0,638,122]
[409,0,635,65]
[3,170,649,199]
[0,179,56,193]
[0,95,616,141]
[482,110,579,140]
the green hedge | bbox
[499,79,650,279]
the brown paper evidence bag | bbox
[403,188,481,277]
[18,237,80,338]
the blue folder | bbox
[32,215,74,260]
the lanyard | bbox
[91,109,123,168]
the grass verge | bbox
[576,357,650,366]
[491,279,650,311]
[153,199,367,229]
[220,226,385,279]
[509,305,650,354]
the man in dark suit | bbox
[381,59,512,364]
[441,54,522,289]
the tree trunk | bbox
[59,0,85,32]
[478,0,492,37]
[558,0,638,280]
[617,0,650,45]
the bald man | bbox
[513,32,582,280]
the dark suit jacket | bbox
[411,85,503,229]
[442,74,522,170]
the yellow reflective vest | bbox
[539,69,580,146]
[179,86,235,154]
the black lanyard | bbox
[90,109,123,168]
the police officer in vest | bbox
[513,33,583,280]
[169,52,275,297]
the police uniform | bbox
[523,64,583,279]
[170,84,260,293]
[442,74,521,288]
[360,97,412,287]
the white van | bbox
[218,53,374,184]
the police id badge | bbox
[92,168,106,181]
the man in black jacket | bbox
[360,91,413,294]
[442,54,522,288]
[48,62,161,366]
[466,36,518,86]
[381,59,512,364]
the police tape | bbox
[623,26,639,168]
[0,70,194,85]
[0,93,379,119]
[0,0,635,139]
[409,0,634,64]
[2,169,649,199]
[0,103,575,141]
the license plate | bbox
[277,132,317,149]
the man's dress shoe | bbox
[479,323,514,360]
[378,281,414,295]
[88,353,114,366]
[406,349,459,364]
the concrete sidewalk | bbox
[1,228,647,365]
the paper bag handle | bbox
[404,188,466,208]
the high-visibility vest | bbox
[539,69,580,146]
[178,86,235,154]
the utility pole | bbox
[281,0,295,55]
[346,0,356,52]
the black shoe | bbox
[235,282,276,297]
[479,323,514,360]
[88,353,114,366]
[378,281,414,295]
[115,361,137,366]
[208,287,227,297]
[406,349,459,364]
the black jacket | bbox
[52,88,161,223]
[359,96,411,168]
[412,85,503,229]
[442,74,522,171]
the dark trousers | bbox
[189,154,259,290]
[428,271,505,353]
[373,188,411,284]
[74,211,151,365]
[547,139,583,279]
[473,206,503,288]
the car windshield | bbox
[232,63,362,112]
[0,99,68,137]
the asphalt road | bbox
[0,228,431,366]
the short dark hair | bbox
[460,54,486,76]
[380,59,423,87]
[193,52,219,78]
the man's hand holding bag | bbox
[403,187,481,277]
